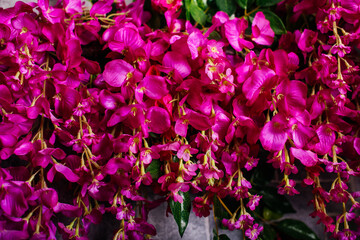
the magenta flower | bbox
[222,218,237,231]
[245,224,264,240]
[103,59,141,87]
[137,75,169,100]
[247,194,262,211]
[225,18,254,52]
[242,68,276,105]
[260,114,288,152]
[290,148,318,167]
[235,214,254,229]
[192,197,211,217]
[251,12,275,46]
[206,40,225,59]
[162,51,191,78]
[296,29,318,52]
[146,106,171,134]
[177,144,198,162]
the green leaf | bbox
[213,229,231,240]
[263,207,283,220]
[207,31,222,41]
[256,0,283,7]
[196,0,207,10]
[189,0,207,26]
[275,219,320,240]
[184,0,191,21]
[145,159,161,180]
[235,0,247,9]
[250,9,287,35]
[259,187,296,214]
[169,191,191,237]
[260,224,277,240]
[215,0,237,16]
[213,195,231,221]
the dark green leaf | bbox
[235,0,247,9]
[207,31,222,41]
[189,0,207,26]
[213,229,231,240]
[184,0,191,21]
[169,191,191,237]
[256,0,282,7]
[259,187,296,214]
[216,0,237,16]
[145,159,161,180]
[250,9,287,35]
[263,207,283,220]
[275,219,320,240]
[260,224,277,240]
[213,196,230,220]
[218,234,231,240]
[196,0,207,10]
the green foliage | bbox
[259,187,296,214]
[235,0,248,9]
[275,219,321,240]
[215,0,237,16]
[189,0,207,26]
[259,224,277,240]
[256,0,283,7]
[262,207,283,220]
[169,191,191,237]
[145,159,161,180]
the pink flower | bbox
[235,214,254,229]
[206,40,225,59]
[251,12,275,46]
[225,18,254,52]
[260,114,288,152]
[177,144,198,162]
[245,223,264,240]
[242,68,276,105]
[192,197,211,217]
[103,59,139,87]
[137,75,169,100]
[146,106,171,134]
[222,218,237,231]
[290,148,318,167]
[296,29,317,52]
[162,51,191,78]
[247,194,262,211]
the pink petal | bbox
[355,138,360,155]
[114,27,144,50]
[260,114,288,151]
[54,164,80,182]
[107,106,132,127]
[225,18,254,52]
[90,0,112,17]
[146,106,171,134]
[175,118,188,137]
[54,203,82,217]
[314,125,336,155]
[162,51,191,78]
[251,12,274,46]
[185,109,212,131]
[290,148,318,167]
[138,75,169,99]
[0,134,17,147]
[14,142,33,155]
[40,188,58,208]
[242,68,276,103]
[103,59,134,87]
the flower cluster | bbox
[0,0,359,239]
